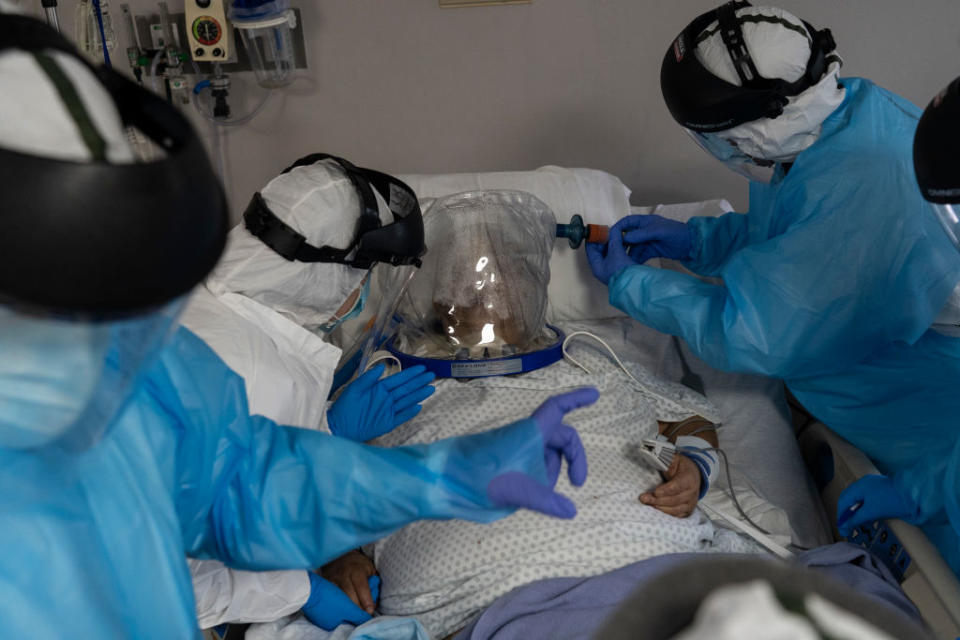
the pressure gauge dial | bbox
[192,16,222,46]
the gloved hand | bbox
[619,214,694,263]
[585,216,642,285]
[836,474,920,538]
[322,550,379,614]
[487,387,598,519]
[328,363,435,442]
[302,571,380,630]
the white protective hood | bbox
[207,159,392,329]
[694,5,845,163]
[0,48,133,163]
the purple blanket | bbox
[454,543,920,640]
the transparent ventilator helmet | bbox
[374,190,557,371]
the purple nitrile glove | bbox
[487,387,598,519]
[837,474,920,538]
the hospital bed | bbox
[388,167,960,638]
[239,167,959,639]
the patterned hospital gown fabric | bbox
[370,343,769,638]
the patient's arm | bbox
[639,417,718,518]
[321,549,378,615]
[656,416,718,449]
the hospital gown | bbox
[369,345,779,638]
[608,78,960,574]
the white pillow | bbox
[634,198,734,222]
[399,166,632,322]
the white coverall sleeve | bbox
[189,559,310,628]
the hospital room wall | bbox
[64,0,960,217]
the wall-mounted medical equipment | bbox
[184,0,234,62]
[229,0,297,88]
[75,0,117,66]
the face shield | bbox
[931,203,960,252]
[0,300,184,450]
[357,190,564,379]
[686,129,777,183]
[0,18,226,451]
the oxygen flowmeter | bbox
[184,0,234,62]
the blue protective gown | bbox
[0,327,547,638]
[608,78,960,573]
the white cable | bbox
[149,48,164,95]
[699,501,795,559]
[366,351,402,372]
[562,330,691,410]
[564,331,800,551]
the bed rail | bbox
[798,421,960,638]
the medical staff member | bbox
[837,76,960,575]
[182,156,440,630]
[0,15,596,638]
[587,2,960,524]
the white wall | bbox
[54,0,960,217]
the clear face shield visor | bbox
[0,299,185,451]
[932,203,960,253]
[686,129,777,183]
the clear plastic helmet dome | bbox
[391,190,557,361]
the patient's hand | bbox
[639,454,701,518]
[321,550,379,615]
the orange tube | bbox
[585,224,609,244]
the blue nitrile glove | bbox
[328,363,436,442]
[837,474,921,538]
[619,214,694,263]
[302,572,376,630]
[487,387,598,519]
[586,217,643,285]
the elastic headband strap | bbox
[243,154,424,267]
[715,1,835,98]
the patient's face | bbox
[432,300,528,353]
[394,190,555,359]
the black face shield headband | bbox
[660,1,838,133]
[0,15,228,318]
[243,153,426,270]
[915,77,960,205]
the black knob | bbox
[196,0,211,8]
[195,48,205,57]
[212,47,223,57]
